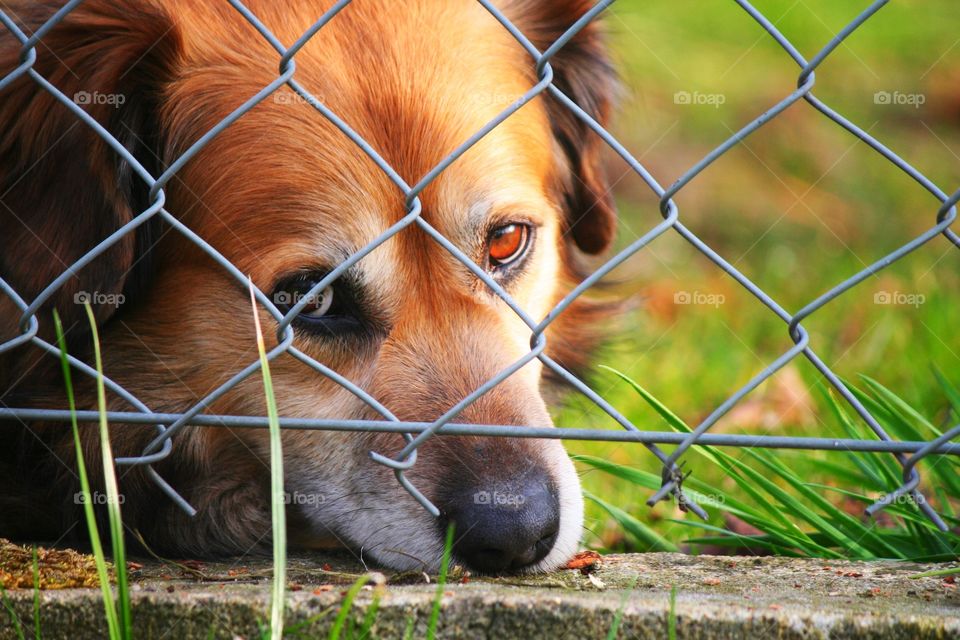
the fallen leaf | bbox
[565,550,601,571]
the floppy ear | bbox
[0,0,180,339]
[508,0,618,256]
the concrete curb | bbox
[2,552,958,639]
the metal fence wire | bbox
[1,0,959,532]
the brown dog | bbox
[0,0,616,574]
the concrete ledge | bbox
[2,552,958,639]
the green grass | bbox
[249,281,287,640]
[605,576,638,640]
[0,583,24,640]
[668,585,677,640]
[575,367,960,560]
[910,566,960,579]
[53,309,130,640]
[327,575,373,640]
[427,523,455,640]
[31,547,39,640]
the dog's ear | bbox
[508,0,617,256]
[0,1,180,337]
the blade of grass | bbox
[358,585,382,639]
[0,584,25,640]
[248,280,286,640]
[935,487,956,519]
[31,547,39,640]
[910,566,960,579]
[605,575,638,640]
[859,375,941,436]
[817,386,899,489]
[668,585,677,640]
[600,366,690,433]
[586,492,677,552]
[283,608,335,638]
[53,310,120,640]
[933,367,960,418]
[427,523,455,640]
[83,304,131,639]
[402,614,416,640]
[328,574,371,640]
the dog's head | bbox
[0,0,616,573]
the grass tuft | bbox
[579,367,960,560]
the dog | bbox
[0,0,616,574]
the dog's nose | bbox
[440,472,560,574]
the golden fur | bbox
[0,0,616,572]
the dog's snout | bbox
[440,471,560,574]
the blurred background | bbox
[556,0,960,554]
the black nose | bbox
[440,472,560,574]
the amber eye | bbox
[487,223,530,268]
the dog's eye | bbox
[291,285,333,319]
[487,223,530,268]
[273,280,334,317]
[272,274,363,335]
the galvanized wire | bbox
[0,0,957,532]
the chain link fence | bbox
[1,0,958,532]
